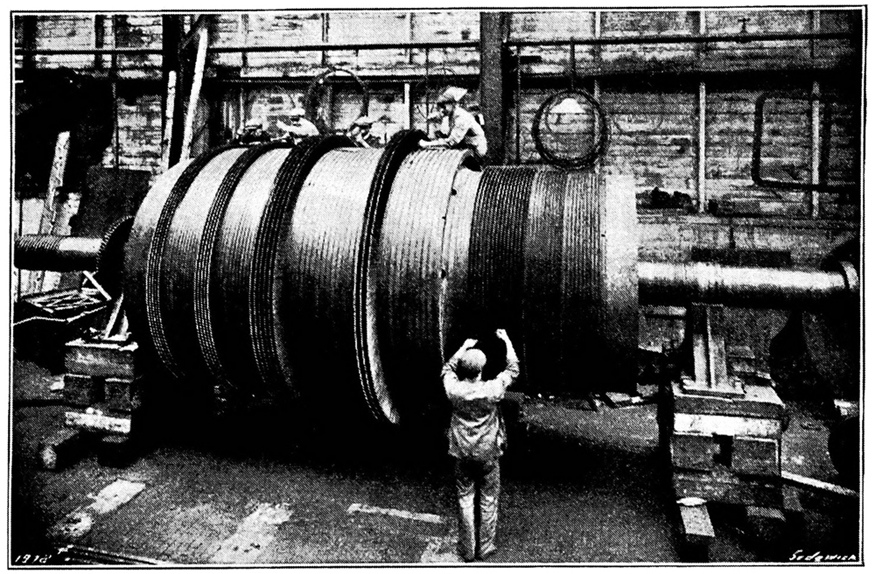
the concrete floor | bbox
[9,358,861,565]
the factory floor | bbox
[9,358,861,565]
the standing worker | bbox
[442,329,520,562]
[276,108,320,145]
[419,87,488,161]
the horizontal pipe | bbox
[15,235,102,271]
[14,31,855,57]
[638,261,856,308]
[508,31,855,47]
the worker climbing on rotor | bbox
[276,107,320,145]
[420,87,488,161]
[442,328,519,562]
[345,116,381,148]
[234,118,270,145]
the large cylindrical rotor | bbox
[116,133,644,425]
[14,134,858,427]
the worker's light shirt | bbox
[443,355,520,461]
[438,108,488,159]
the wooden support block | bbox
[727,345,757,376]
[39,428,86,471]
[733,436,780,477]
[65,410,131,435]
[678,499,714,562]
[65,339,139,379]
[673,413,781,439]
[672,381,784,419]
[97,435,137,468]
[63,374,105,407]
[671,432,722,472]
[104,377,144,414]
[674,470,783,508]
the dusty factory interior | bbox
[9,8,863,565]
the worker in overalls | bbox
[420,87,488,162]
[442,328,519,562]
[276,108,320,145]
[345,116,381,148]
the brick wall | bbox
[14,9,860,241]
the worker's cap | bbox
[244,118,264,129]
[288,108,306,118]
[457,349,487,381]
[437,86,467,104]
[352,116,375,127]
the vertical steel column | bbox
[697,13,707,213]
[810,83,822,219]
[479,11,508,165]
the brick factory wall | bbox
[100,91,164,179]
[15,9,860,263]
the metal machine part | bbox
[14,134,859,430]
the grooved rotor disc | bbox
[194,143,293,388]
[281,147,385,423]
[375,149,479,425]
[522,169,566,390]
[467,166,536,380]
[162,148,249,384]
[124,157,194,371]
[254,136,351,396]
[356,130,426,424]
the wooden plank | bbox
[29,132,71,294]
[50,479,146,541]
[781,471,858,497]
[160,70,177,172]
[672,382,784,419]
[65,410,132,435]
[674,413,782,438]
[678,500,715,545]
[180,26,209,161]
[39,428,86,471]
[209,503,293,564]
[347,503,446,525]
[65,339,139,378]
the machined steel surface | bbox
[12,133,854,426]
[15,235,103,272]
[638,261,856,308]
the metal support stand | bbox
[662,304,789,560]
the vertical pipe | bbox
[93,15,105,70]
[810,80,821,218]
[697,81,706,213]
[593,10,602,62]
[20,16,37,72]
[240,14,249,69]
[112,51,120,172]
[697,13,707,213]
[515,48,521,163]
[321,13,329,67]
[810,10,821,59]
[569,38,576,90]
[403,82,411,129]
[407,13,414,65]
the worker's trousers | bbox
[454,457,500,560]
